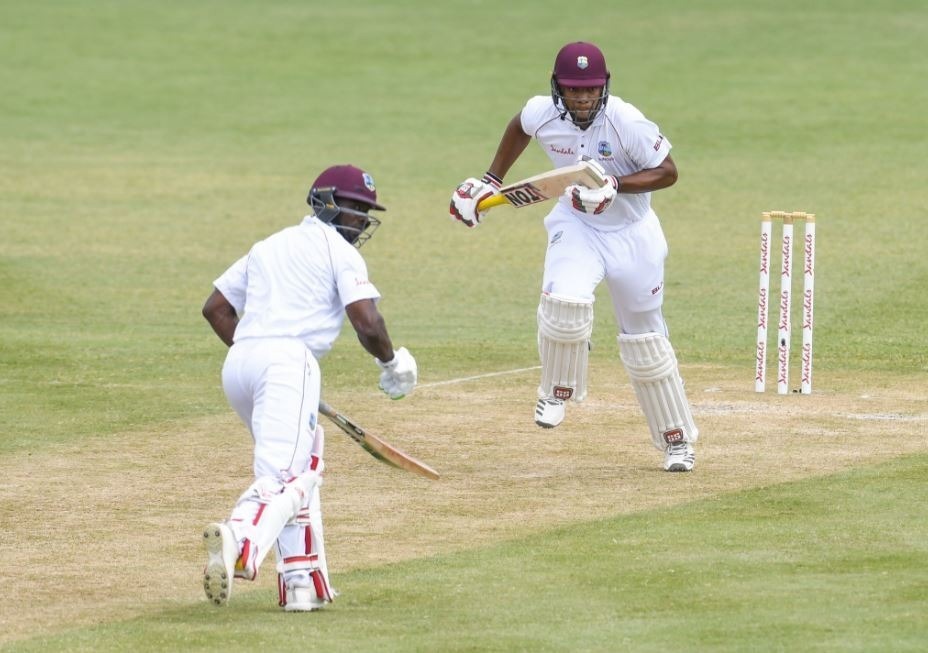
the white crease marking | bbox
[420,366,542,388]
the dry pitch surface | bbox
[1,363,925,644]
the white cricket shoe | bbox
[534,397,565,428]
[663,441,695,472]
[203,522,238,606]
[281,572,327,612]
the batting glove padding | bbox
[376,346,418,399]
[449,173,501,228]
[566,174,619,215]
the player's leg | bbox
[604,214,699,471]
[203,339,323,606]
[275,425,333,611]
[618,330,699,471]
[535,209,603,427]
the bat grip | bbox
[476,194,509,212]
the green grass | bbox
[7,456,927,652]
[1,0,926,650]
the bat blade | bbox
[318,401,440,481]
[476,161,607,212]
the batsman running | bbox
[449,41,698,472]
[201,164,418,611]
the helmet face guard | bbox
[550,76,610,130]
[309,187,381,247]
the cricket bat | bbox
[476,161,607,212]
[318,401,440,481]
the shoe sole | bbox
[284,602,325,612]
[534,419,558,429]
[665,463,693,472]
[203,524,233,606]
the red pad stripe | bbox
[311,570,331,602]
[252,503,266,526]
[282,554,318,564]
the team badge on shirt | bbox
[597,141,612,157]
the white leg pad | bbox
[227,458,324,580]
[275,480,333,611]
[537,292,593,401]
[618,333,699,451]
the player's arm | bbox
[450,112,532,228]
[487,112,533,180]
[202,288,238,347]
[345,298,417,400]
[615,153,678,194]
[345,298,394,361]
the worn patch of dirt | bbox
[1,364,925,644]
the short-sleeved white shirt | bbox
[213,215,380,359]
[520,94,672,231]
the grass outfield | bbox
[7,456,928,653]
[1,1,926,651]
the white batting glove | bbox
[449,173,501,228]
[566,175,619,215]
[581,157,608,180]
[376,346,418,400]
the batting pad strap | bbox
[618,332,699,451]
[537,292,593,402]
[278,555,322,573]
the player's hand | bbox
[376,346,418,399]
[449,173,501,228]
[566,175,619,215]
[581,157,609,180]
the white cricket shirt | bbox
[520,94,672,231]
[214,215,381,359]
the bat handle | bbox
[476,194,509,212]
[318,401,336,419]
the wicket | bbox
[755,211,816,394]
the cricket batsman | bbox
[449,41,699,472]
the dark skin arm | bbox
[615,153,678,193]
[345,298,395,362]
[202,288,238,347]
[202,289,394,362]
[487,113,532,180]
[486,112,678,194]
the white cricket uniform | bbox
[213,215,381,479]
[213,215,380,592]
[521,95,672,335]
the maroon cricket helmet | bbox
[309,164,386,211]
[552,42,609,87]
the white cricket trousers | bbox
[221,337,322,478]
[542,207,669,336]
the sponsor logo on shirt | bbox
[651,282,664,295]
[550,230,563,246]
[549,145,575,156]
[653,135,665,151]
[355,277,371,286]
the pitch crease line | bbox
[420,366,542,388]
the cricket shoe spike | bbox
[664,441,696,472]
[535,397,565,428]
[203,522,238,606]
